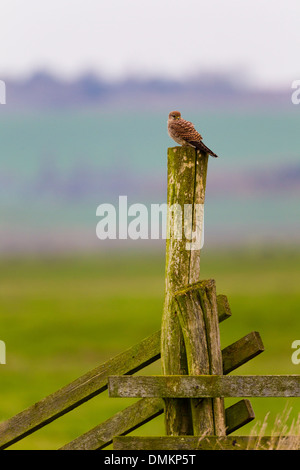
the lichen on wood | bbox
[113,435,300,451]
[174,280,226,436]
[161,146,208,435]
[108,375,300,398]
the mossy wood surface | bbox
[60,398,164,450]
[161,146,208,435]
[108,375,300,398]
[222,331,264,374]
[61,398,255,450]
[174,280,226,436]
[224,399,255,435]
[113,435,300,450]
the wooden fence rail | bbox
[60,398,255,450]
[108,375,300,398]
[0,319,262,449]
[113,435,300,451]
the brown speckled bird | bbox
[168,111,218,158]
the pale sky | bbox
[1,0,300,88]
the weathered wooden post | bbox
[174,280,226,436]
[161,146,208,435]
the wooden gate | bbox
[0,146,299,450]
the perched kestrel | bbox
[168,111,218,158]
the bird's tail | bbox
[190,140,218,158]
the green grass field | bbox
[0,246,299,449]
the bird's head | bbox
[168,111,181,120]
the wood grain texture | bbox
[60,398,164,450]
[225,399,255,434]
[60,398,255,450]
[174,280,226,436]
[108,375,300,398]
[216,294,232,322]
[222,331,264,374]
[161,146,209,435]
[113,435,300,450]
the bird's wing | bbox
[189,140,218,158]
[170,119,202,141]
